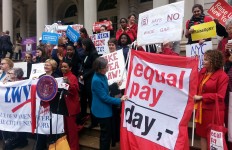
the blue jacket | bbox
[91,72,121,118]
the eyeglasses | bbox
[0,63,6,65]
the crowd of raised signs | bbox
[1,2,232,150]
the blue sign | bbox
[66,26,80,43]
[42,32,59,45]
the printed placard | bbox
[208,0,232,26]
[29,63,45,79]
[191,21,216,41]
[42,32,60,45]
[66,25,80,43]
[121,50,198,150]
[90,31,110,54]
[186,41,213,71]
[137,1,184,46]
[102,50,127,89]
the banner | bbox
[0,78,64,134]
[66,26,80,43]
[21,37,37,59]
[102,50,127,89]
[186,41,212,71]
[228,92,232,142]
[14,62,28,78]
[29,63,45,79]
[191,21,216,41]
[121,50,198,150]
[42,32,60,45]
[137,1,184,46]
[92,20,113,33]
[207,0,232,26]
[90,31,110,55]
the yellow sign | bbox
[191,21,216,41]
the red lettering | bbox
[144,66,155,85]
[155,70,165,84]
[134,63,143,77]
[139,86,151,101]
[129,82,140,98]
[166,73,177,87]
[149,89,163,107]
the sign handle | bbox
[121,48,131,82]
[191,108,195,146]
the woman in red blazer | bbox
[61,61,80,150]
[194,50,229,150]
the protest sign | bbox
[42,32,60,45]
[208,0,232,26]
[121,50,198,150]
[191,21,216,41]
[186,41,212,71]
[13,62,27,78]
[90,31,110,54]
[0,78,64,134]
[66,25,80,43]
[102,49,127,89]
[92,20,113,32]
[21,37,37,59]
[29,63,45,79]
[137,1,184,46]
[45,24,83,37]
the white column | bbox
[118,0,129,20]
[78,0,84,25]
[2,0,13,40]
[84,0,97,34]
[195,0,204,6]
[20,4,27,38]
[153,0,169,8]
[36,0,48,44]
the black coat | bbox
[1,35,12,51]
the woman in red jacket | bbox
[61,61,80,150]
[116,18,136,42]
[194,50,229,150]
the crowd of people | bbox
[0,3,232,150]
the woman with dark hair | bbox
[117,33,132,62]
[61,61,80,150]
[24,52,34,79]
[194,50,228,150]
[91,57,128,150]
[116,18,136,42]
[35,47,47,63]
[185,4,213,44]
[128,14,138,35]
[75,28,89,62]
[79,38,99,128]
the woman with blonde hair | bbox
[0,58,13,82]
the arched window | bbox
[98,0,117,11]
[64,5,77,18]
[140,0,152,3]
[16,19,20,28]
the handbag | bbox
[207,97,228,150]
[48,135,70,150]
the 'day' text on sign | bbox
[121,50,198,150]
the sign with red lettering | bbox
[121,50,198,150]
[209,130,224,150]
[90,31,110,55]
[137,1,184,46]
[92,20,113,33]
[102,49,127,89]
[207,0,232,26]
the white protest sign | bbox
[90,32,110,55]
[29,63,45,79]
[137,1,184,46]
[0,78,64,134]
[186,41,212,71]
[45,24,83,37]
[102,50,127,89]
[13,62,27,78]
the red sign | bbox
[121,51,198,150]
[92,20,113,32]
[207,0,232,26]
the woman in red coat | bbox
[194,50,229,150]
[61,61,80,150]
[116,18,136,42]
